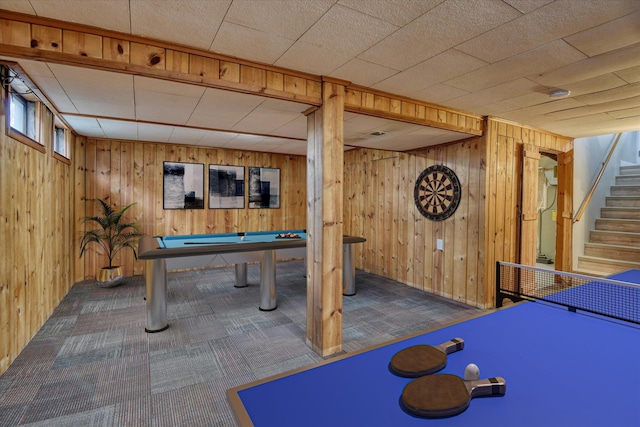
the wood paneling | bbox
[345,118,573,309]
[305,81,345,357]
[0,12,323,106]
[482,118,573,306]
[0,93,75,374]
[345,85,484,137]
[77,139,307,280]
[344,137,486,307]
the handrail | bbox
[573,133,622,223]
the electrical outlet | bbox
[437,239,443,251]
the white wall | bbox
[573,131,640,269]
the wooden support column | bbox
[305,78,345,357]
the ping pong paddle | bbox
[400,373,506,418]
[389,338,464,377]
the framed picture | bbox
[248,167,280,209]
[208,164,245,209]
[163,161,205,209]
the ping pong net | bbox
[496,261,640,325]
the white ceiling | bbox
[1,0,639,155]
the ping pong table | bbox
[228,265,640,426]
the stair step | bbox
[606,196,640,207]
[595,218,640,232]
[611,185,640,196]
[601,207,640,219]
[590,229,640,245]
[615,175,640,185]
[620,165,640,175]
[584,242,640,262]
[576,255,640,275]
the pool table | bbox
[138,230,366,332]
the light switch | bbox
[437,239,443,250]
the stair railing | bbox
[573,133,622,223]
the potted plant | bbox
[79,198,144,287]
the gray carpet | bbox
[0,260,482,426]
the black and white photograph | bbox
[209,164,245,209]
[163,161,204,209]
[248,167,280,209]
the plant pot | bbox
[97,266,124,288]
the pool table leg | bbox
[343,244,356,296]
[145,258,169,333]
[234,263,248,288]
[259,249,277,311]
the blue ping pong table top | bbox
[233,270,640,427]
[158,230,307,248]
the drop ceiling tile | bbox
[498,98,586,124]
[502,0,554,14]
[198,130,238,147]
[47,64,135,118]
[456,0,640,63]
[188,88,264,129]
[373,49,487,95]
[338,0,443,26]
[479,101,521,116]
[546,95,640,120]
[28,75,78,113]
[615,65,640,84]
[446,40,586,93]
[575,81,640,105]
[224,0,334,40]
[531,42,640,87]
[26,0,131,33]
[506,74,627,108]
[446,78,544,111]
[130,0,229,50]
[564,11,640,57]
[167,127,207,145]
[411,84,470,104]
[554,115,640,138]
[137,122,172,143]
[0,1,37,14]
[98,118,139,140]
[608,106,640,120]
[272,115,308,140]
[209,22,294,65]
[274,40,355,76]
[61,115,104,138]
[329,59,399,88]
[358,0,520,70]
[134,79,204,124]
[299,4,398,57]
[232,108,303,135]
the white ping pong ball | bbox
[464,363,480,381]
[240,236,246,240]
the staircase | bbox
[577,164,640,276]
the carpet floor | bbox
[0,260,482,426]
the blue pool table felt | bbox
[159,230,307,248]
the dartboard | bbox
[414,165,461,221]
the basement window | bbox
[53,124,69,161]
[7,91,43,152]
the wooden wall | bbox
[344,137,487,307]
[0,90,76,374]
[344,118,573,309]
[76,139,307,281]
[482,118,573,306]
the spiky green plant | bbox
[79,199,144,268]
